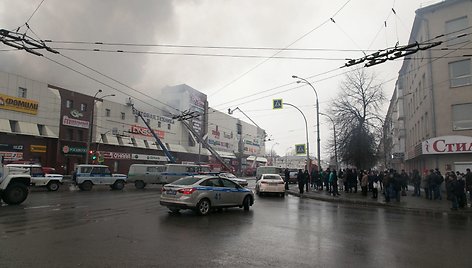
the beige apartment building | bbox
[385,0,472,174]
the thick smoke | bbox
[0,0,178,104]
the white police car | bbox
[73,164,126,191]
[160,175,254,215]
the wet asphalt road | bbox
[1,183,471,268]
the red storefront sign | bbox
[129,125,165,139]
[422,135,472,154]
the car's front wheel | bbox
[243,195,251,211]
[134,180,146,189]
[2,183,28,205]
[47,181,60,191]
[112,180,125,190]
[79,181,93,191]
[196,198,211,216]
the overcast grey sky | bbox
[0,0,442,159]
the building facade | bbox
[384,0,472,173]
[0,71,266,175]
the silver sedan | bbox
[218,172,248,187]
[160,175,255,215]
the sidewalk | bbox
[286,185,472,214]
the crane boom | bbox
[134,108,176,163]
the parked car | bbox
[41,167,57,174]
[7,164,63,191]
[255,173,285,197]
[73,164,126,191]
[218,172,248,187]
[288,169,298,184]
[160,175,254,215]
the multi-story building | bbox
[0,71,60,167]
[384,0,472,173]
[0,71,266,174]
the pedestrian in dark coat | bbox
[284,168,290,190]
[297,169,304,194]
[304,169,310,192]
[411,169,421,197]
[330,170,340,196]
[465,168,472,203]
[446,172,459,210]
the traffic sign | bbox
[295,144,306,155]
[273,99,283,109]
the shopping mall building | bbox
[0,70,266,175]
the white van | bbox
[127,164,166,189]
[256,166,284,180]
[160,164,211,184]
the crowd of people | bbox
[284,167,472,210]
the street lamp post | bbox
[85,90,115,164]
[319,112,337,172]
[283,102,310,182]
[270,142,279,166]
[292,75,321,172]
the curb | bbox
[286,190,472,215]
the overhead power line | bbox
[206,0,353,98]
[50,47,348,61]
[0,27,184,116]
[44,40,377,53]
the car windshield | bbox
[172,176,201,185]
[263,175,281,180]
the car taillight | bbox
[177,188,196,195]
[278,181,284,184]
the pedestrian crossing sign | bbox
[295,144,306,154]
[273,99,283,109]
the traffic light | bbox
[92,152,97,161]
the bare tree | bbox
[328,68,386,169]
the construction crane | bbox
[132,106,176,163]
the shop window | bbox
[449,59,471,87]
[37,124,44,136]
[9,120,18,132]
[100,133,108,143]
[18,87,27,98]
[452,103,472,130]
